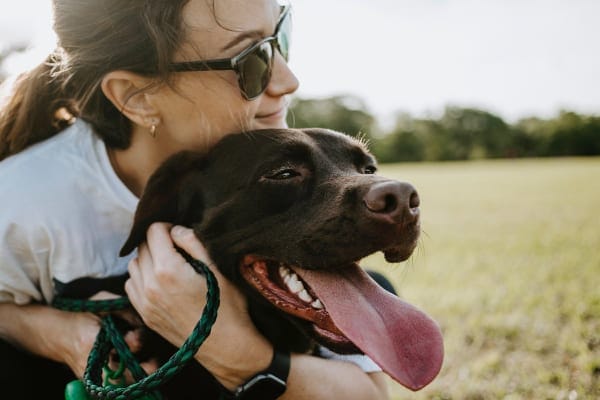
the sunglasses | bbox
[168,5,291,100]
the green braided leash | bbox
[53,249,220,400]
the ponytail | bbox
[0,52,78,161]
[1,0,190,161]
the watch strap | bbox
[266,349,290,382]
[233,349,290,399]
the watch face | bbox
[236,374,286,400]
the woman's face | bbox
[150,0,299,153]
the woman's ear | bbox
[101,71,160,127]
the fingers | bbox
[144,222,176,263]
[124,222,211,346]
[168,226,247,309]
[140,359,159,376]
[125,256,141,299]
[129,222,212,278]
[107,356,159,385]
[123,329,144,353]
[89,291,121,301]
[142,223,184,277]
[169,225,231,287]
[169,225,212,265]
[128,223,185,302]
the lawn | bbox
[365,157,600,399]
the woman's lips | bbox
[256,108,286,121]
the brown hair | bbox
[0,0,190,161]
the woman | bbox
[0,0,389,398]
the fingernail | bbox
[171,225,186,237]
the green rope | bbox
[52,296,131,313]
[53,249,220,400]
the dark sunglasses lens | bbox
[238,42,273,99]
[276,11,291,61]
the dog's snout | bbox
[363,181,420,224]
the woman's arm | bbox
[125,223,389,399]
[0,302,101,378]
[284,356,388,400]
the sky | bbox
[1,0,599,124]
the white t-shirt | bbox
[0,119,381,372]
[0,119,137,304]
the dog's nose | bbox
[363,181,420,224]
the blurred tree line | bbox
[287,95,600,163]
[2,50,598,163]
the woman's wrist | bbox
[0,303,100,377]
[193,329,274,390]
[1,303,64,359]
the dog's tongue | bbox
[295,266,444,391]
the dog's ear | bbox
[120,151,206,256]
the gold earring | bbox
[149,124,157,138]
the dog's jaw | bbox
[239,253,444,391]
[382,221,421,262]
[239,255,359,353]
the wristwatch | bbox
[232,349,290,399]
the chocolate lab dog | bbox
[120,128,443,396]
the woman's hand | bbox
[123,223,389,399]
[125,223,273,389]
[58,310,103,378]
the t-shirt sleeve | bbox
[316,345,382,373]
[0,221,49,304]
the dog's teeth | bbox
[284,273,295,286]
[283,273,296,286]
[279,266,290,279]
[311,299,324,309]
[279,271,321,307]
[286,274,304,294]
[298,289,313,303]
[289,280,304,294]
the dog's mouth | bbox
[240,255,444,391]
[240,256,358,352]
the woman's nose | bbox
[265,52,299,97]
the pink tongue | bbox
[295,266,444,391]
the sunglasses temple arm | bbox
[168,59,234,72]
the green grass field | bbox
[365,157,600,399]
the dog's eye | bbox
[363,165,377,174]
[267,168,301,180]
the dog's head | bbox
[121,128,443,391]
